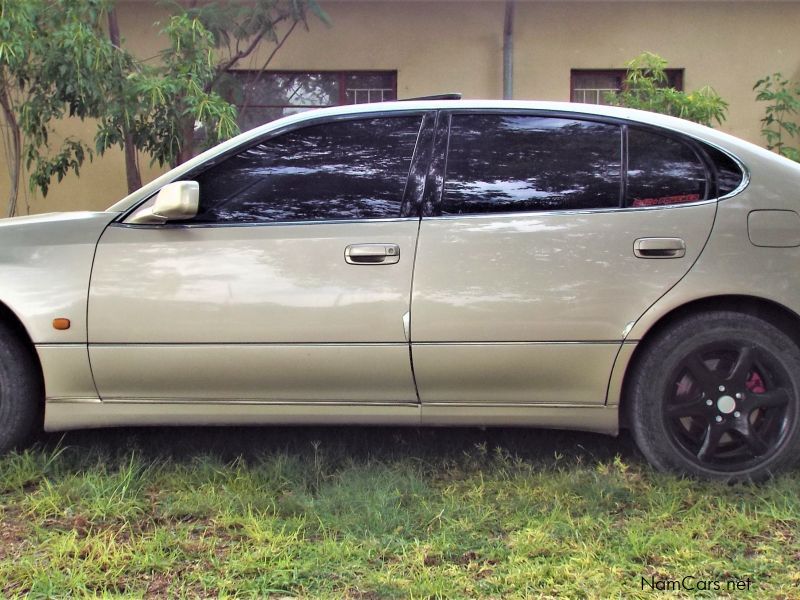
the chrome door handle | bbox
[344,243,400,265]
[634,237,686,259]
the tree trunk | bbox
[107,8,142,193]
[0,87,21,218]
[177,114,195,165]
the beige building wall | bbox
[3,0,800,216]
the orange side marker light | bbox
[53,318,71,331]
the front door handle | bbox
[634,237,686,259]
[345,244,400,265]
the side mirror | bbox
[127,181,199,224]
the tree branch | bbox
[222,16,285,72]
[237,19,300,122]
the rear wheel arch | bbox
[621,300,800,480]
[618,295,800,427]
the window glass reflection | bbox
[627,128,707,207]
[704,145,744,197]
[191,116,422,223]
[442,115,622,215]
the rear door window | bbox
[442,114,622,215]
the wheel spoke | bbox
[666,398,708,418]
[728,346,756,387]
[735,423,770,456]
[697,424,724,462]
[748,388,791,410]
[685,355,717,396]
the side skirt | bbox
[44,400,619,435]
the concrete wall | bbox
[3,0,800,215]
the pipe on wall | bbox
[503,0,515,99]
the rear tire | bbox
[628,311,800,482]
[0,321,42,452]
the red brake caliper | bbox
[746,371,766,394]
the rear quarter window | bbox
[626,127,745,207]
[704,144,745,197]
[626,128,708,207]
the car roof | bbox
[253,99,710,137]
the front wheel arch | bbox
[0,300,45,428]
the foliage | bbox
[0,427,797,597]
[753,73,800,162]
[606,52,729,127]
[0,0,327,214]
[0,0,120,216]
[96,14,240,170]
[99,0,328,188]
[180,0,330,159]
[177,0,330,66]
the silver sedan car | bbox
[1,100,799,482]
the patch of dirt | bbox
[456,550,478,565]
[0,509,31,561]
[423,553,441,567]
[345,590,385,600]
[145,573,171,598]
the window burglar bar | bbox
[347,88,395,104]
[572,88,618,105]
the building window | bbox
[220,71,397,132]
[570,69,684,105]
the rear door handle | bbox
[634,237,686,259]
[345,244,400,265]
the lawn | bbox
[0,426,797,599]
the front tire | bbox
[0,322,42,452]
[628,311,800,482]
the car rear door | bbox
[88,112,433,403]
[410,111,718,406]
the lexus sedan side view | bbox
[2,99,799,482]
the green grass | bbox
[0,426,798,598]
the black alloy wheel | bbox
[628,311,800,481]
[665,343,792,472]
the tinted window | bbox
[626,128,708,207]
[705,145,744,197]
[191,116,422,223]
[442,115,622,215]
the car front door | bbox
[410,112,719,406]
[88,113,430,403]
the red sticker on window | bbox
[632,194,701,207]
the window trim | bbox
[117,107,750,227]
